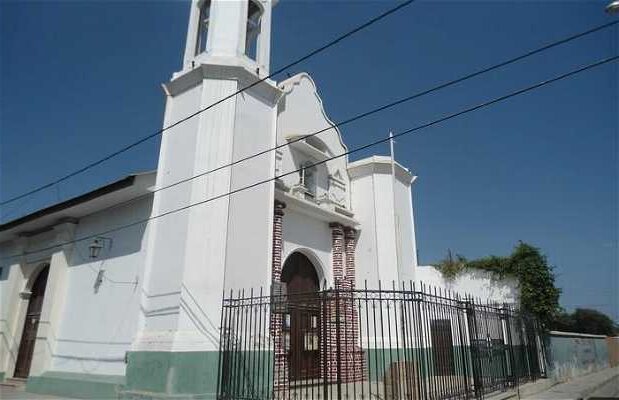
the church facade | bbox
[0,1,517,398]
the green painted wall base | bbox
[122,351,219,399]
[26,371,124,399]
[0,371,5,382]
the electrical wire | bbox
[2,55,616,262]
[0,0,416,207]
[7,20,615,230]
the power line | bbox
[0,0,415,207]
[3,55,616,262]
[7,20,616,229]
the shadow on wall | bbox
[69,197,153,267]
[547,331,610,382]
[0,264,8,281]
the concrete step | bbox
[0,377,27,388]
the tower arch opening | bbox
[245,0,263,60]
[195,0,211,55]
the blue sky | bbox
[1,1,617,320]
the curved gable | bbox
[277,73,348,156]
[276,73,351,209]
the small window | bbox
[196,0,211,55]
[300,163,316,198]
[245,0,262,60]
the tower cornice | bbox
[163,61,282,105]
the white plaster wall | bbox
[137,77,240,353]
[416,265,519,304]
[281,210,333,287]
[350,171,399,288]
[223,88,277,293]
[139,84,203,338]
[394,174,417,281]
[50,197,153,376]
[0,195,153,378]
[170,78,238,352]
[349,158,417,289]
[137,66,280,354]
[350,174,380,287]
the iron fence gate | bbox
[217,283,546,400]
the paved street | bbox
[588,374,619,398]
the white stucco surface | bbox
[416,265,519,304]
[281,210,333,287]
[349,156,418,289]
[51,197,152,376]
[0,192,154,378]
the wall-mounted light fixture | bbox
[88,237,112,259]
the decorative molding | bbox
[348,155,416,185]
[132,330,218,352]
[53,219,78,251]
[275,188,358,228]
[327,172,346,207]
[165,61,282,105]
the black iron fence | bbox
[217,283,546,400]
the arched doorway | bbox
[281,252,320,380]
[14,265,50,378]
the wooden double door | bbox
[14,266,49,378]
[281,253,321,381]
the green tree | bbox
[551,310,574,332]
[571,308,616,335]
[436,242,561,327]
[509,243,561,327]
[552,308,617,336]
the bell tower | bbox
[182,0,272,76]
[126,1,282,397]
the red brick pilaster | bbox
[271,200,286,283]
[271,200,288,391]
[326,224,366,382]
[343,227,365,381]
[329,223,345,289]
[344,227,358,290]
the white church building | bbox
[0,1,517,398]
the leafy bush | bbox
[436,242,561,327]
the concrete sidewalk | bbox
[0,385,71,399]
[523,367,619,399]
